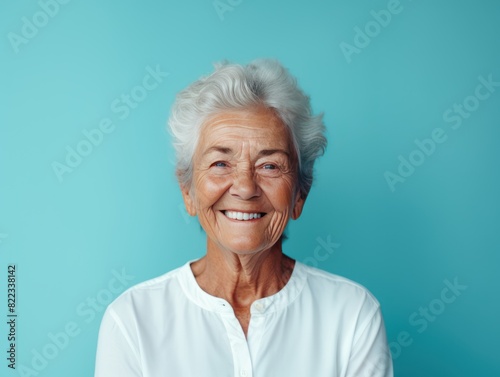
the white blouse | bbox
[95,259,393,377]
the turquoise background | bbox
[1,0,499,376]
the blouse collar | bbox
[178,257,307,315]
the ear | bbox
[291,191,306,220]
[180,184,197,216]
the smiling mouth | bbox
[222,211,266,221]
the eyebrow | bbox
[203,146,233,155]
[203,146,289,158]
[257,149,290,158]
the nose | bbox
[229,167,261,200]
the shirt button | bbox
[240,370,248,377]
[254,302,264,311]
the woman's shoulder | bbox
[105,261,191,314]
[296,261,381,309]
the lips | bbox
[223,211,266,221]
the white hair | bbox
[168,59,327,198]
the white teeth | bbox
[224,211,262,221]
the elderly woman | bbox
[95,59,393,377]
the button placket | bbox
[219,312,253,377]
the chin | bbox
[220,237,273,256]
[220,237,284,255]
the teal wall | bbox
[1,0,499,376]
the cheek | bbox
[260,178,297,209]
[194,174,231,208]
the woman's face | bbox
[181,106,305,256]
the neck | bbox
[190,240,295,309]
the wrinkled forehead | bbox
[197,108,294,154]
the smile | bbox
[223,211,265,221]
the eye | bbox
[263,164,277,170]
[259,162,282,177]
[212,161,228,168]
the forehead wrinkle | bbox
[204,117,255,127]
[202,124,290,149]
[197,109,293,160]
[202,138,290,160]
